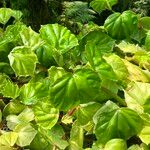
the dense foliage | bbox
[0,1,150,150]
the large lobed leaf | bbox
[93,101,143,144]
[40,24,78,54]
[104,11,138,39]
[50,68,101,110]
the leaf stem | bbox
[101,86,127,106]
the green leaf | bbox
[39,125,69,149]
[18,107,34,122]
[40,24,78,53]
[3,100,25,117]
[8,46,38,76]
[29,132,53,150]
[103,54,129,81]
[0,74,19,99]
[80,29,115,54]
[77,102,101,126]
[20,27,44,50]
[19,82,49,105]
[50,69,101,110]
[0,144,16,150]
[6,108,34,130]
[138,126,150,145]
[0,24,26,46]
[1,79,20,99]
[6,115,20,130]
[140,17,150,30]
[104,11,138,39]
[0,8,22,24]
[0,63,14,75]
[0,110,2,123]
[125,82,150,114]
[128,144,149,150]
[123,59,150,82]
[35,43,55,68]
[14,124,37,147]
[48,66,66,83]
[69,121,84,150]
[90,0,117,12]
[145,31,150,51]
[132,51,150,70]
[50,72,78,110]
[117,41,144,54]
[33,101,59,129]
[85,31,115,56]
[104,139,127,150]
[0,132,18,147]
[74,69,101,102]
[93,101,143,144]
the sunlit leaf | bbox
[8,46,38,76]
[0,8,22,24]
[104,11,138,39]
[93,101,143,144]
[20,27,44,50]
[69,121,84,150]
[33,101,59,129]
[0,132,18,147]
[40,24,78,54]
[14,124,37,147]
[39,125,69,149]
[138,126,150,145]
[125,82,150,114]
[104,139,127,150]
[19,82,49,105]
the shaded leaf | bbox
[90,0,117,12]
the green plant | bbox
[0,6,150,150]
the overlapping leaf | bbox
[50,69,101,110]
[33,101,59,129]
[8,46,38,76]
[19,82,49,105]
[125,82,150,114]
[93,101,143,144]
